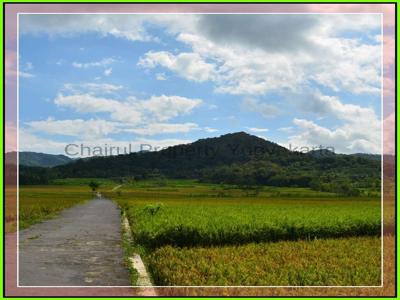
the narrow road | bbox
[19,199,131,286]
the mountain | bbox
[19,132,381,196]
[5,151,73,167]
[52,132,298,178]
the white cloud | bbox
[55,93,142,124]
[138,51,215,82]
[242,98,280,118]
[139,95,202,122]
[175,31,380,96]
[288,118,380,154]
[317,14,381,35]
[204,127,218,133]
[19,129,69,155]
[308,38,381,94]
[26,118,120,139]
[286,92,381,154]
[300,91,378,122]
[278,127,293,133]
[19,71,35,78]
[104,68,112,76]
[26,116,204,139]
[54,93,202,125]
[63,82,122,94]
[21,14,382,96]
[159,33,307,95]
[125,122,199,135]
[72,57,115,69]
[20,14,158,42]
[20,128,192,157]
[156,72,167,81]
[246,127,269,133]
[20,14,383,154]
[132,14,381,96]
[55,93,121,112]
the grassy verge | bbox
[120,212,139,285]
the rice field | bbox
[120,199,380,249]
[149,236,381,286]
[8,178,385,288]
[109,179,382,286]
[17,185,92,230]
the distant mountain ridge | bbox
[17,132,382,196]
[5,151,73,167]
[52,132,299,178]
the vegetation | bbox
[18,132,381,197]
[11,177,386,287]
[148,237,381,286]
[108,179,382,286]
[51,177,116,186]
[19,165,53,185]
[6,151,72,167]
[6,178,117,232]
[119,197,380,249]
[88,181,100,192]
[18,185,92,229]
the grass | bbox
[5,178,118,231]
[107,179,383,287]
[18,185,93,230]
[121,212,140,285]
[50,177,117,187]
[148,236,381,286]
[5,177,392,293]
[111,182,380,249]
[151,236,394,295]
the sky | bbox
[18,13,383,157]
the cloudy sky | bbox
[19,13,382,156]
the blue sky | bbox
[19,14,382,156]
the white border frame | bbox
[16,11,385,289]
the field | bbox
[149,237,381,286]
[12,178,119,231]
[18,185,92,230]
[7,178,387,288]
[121,198,379,249]
[108,179,382,286]
[6,180,117,232]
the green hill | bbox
[18,132,381,195]
[6,151,73,167]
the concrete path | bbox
[19,199,131,286]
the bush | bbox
[88,181,100,191]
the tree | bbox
[88,181,100,192]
